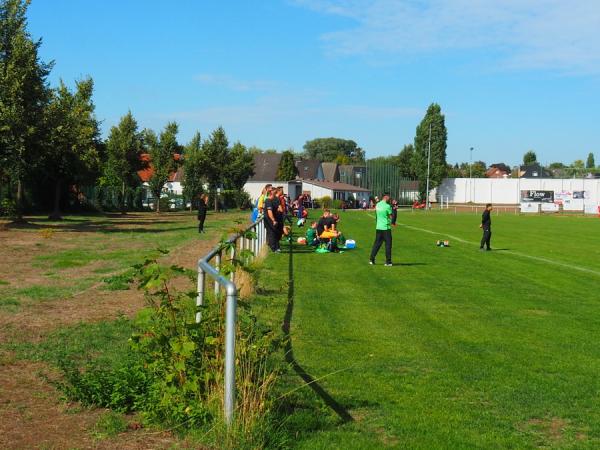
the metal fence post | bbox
[197,221,269,427]
[214,251,221,297]
[196,265,205,323]
[224,283,237,425]
[230,243,236,282]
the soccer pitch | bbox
[259,211,600,448]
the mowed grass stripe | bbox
[393,217,600,277]
[270,211,600,448]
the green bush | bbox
[45,251,281,440]
[318,196,332,209]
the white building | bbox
[301,179,370,203]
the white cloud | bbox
[292,0,600,74]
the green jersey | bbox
[375,200,392,230]
[306,228,317,241]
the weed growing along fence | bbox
[26,242,282,448]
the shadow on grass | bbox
[281,238,354,423]
[4,220,194,234]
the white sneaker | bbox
[369,260,374,265]
[385,263,393,267]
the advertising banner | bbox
[520,190,554,203]
[563,199,584,211]
[541,203,559,213]
[520,202,539,213]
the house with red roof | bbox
[137,153,186,207]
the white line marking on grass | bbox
[393,221,600,277]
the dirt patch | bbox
[0,360,181,449]
[0,212,240,449]
[518,417,573,444]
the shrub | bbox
[319,196,332,209]
[47,250,281,442]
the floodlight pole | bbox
[426,123,432,209]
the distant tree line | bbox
[0,0,253,219]
[446,149,598,180]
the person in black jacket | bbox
[479,203,493,251]
[264,189,281,252]
[197,194,208,233]
[391,199,398,226]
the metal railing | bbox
[196,219,267,425]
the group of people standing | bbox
[257,184,292,252]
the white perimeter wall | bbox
[431,178,600,205]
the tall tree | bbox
[397,144,415,178]
[586,152,595,169]
[471,161,487,178]
[303,137,365,163]
[44,78,100,219]
[182,132,204,210]
[447,163,463,178]
[103,111,144,213]
[145,122,179,213]
[523,150,537,165]
[276,150,297,181]
[412,103,448,201]
[226,141,254,190]
[199,126,229,211]
[0,0,52,220]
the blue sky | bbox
[28,0,600,166]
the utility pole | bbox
[426,123,432,209]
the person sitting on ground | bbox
[317,209,339,240]
[306,221,319,246]
[329,213,347,246]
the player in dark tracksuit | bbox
[197,194,208,233]
[264,191,281,252]
[479,203,493,251]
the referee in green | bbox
[369,193,393,266]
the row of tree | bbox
[447,150,598,179]
[0,0,254,219]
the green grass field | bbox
[256,211,600,449]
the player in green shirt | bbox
[369,193,393,266]
[305,221,318,246]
